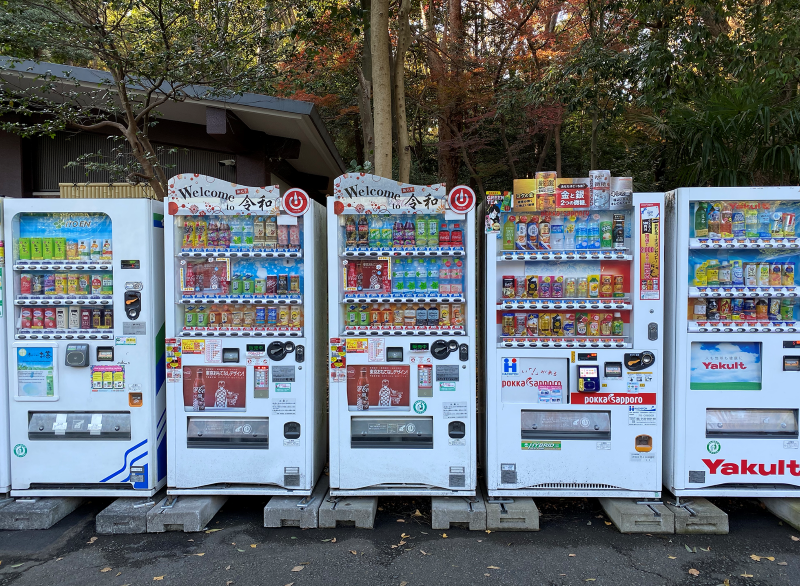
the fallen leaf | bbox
[485,530,492,534]
[477,540,482,543]
[378,507,384,511]
[421,531,428,535]
[237,549,245,552]
[420,550,429,555]
[595,515,604,518]
[300,562,310,566]
[723,580,730,586]
[321,539,333,542]
[688,568,700,576]
[227,582,234,586]
[751,554,775,561]
[685,544,693,552]
[192,553,205,557]
[441,533,448,538]
[484,574,490,577]
[397,519,406,523]
[668,556,677,559]
[205,528,223,533]
[413,509,422,517]
[116,573,121,577]
[487,566,500,569]
[101,567,113,573]
[283,583,293,586]
[153,577,164,581]
[604,521,612,526]
[11,563,24,568]
[400,583,408,586]
[226,566,231,570]
[741,574,753,578]
[700,547,710,552]
[187,539,194,542]
[291,566,304,572]
[569,554,576,557]
[791,536,799,541]
[401,533,410,539]
[350,550,357,555]
[586,521,591,526]
[290,537,297,540]
[778,561,788,565]
[87,537,98,544]
[585,580,596,582]
[56,558,63,561]
[331,538,337,543]
[250,544,257,549]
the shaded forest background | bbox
[1,0,799,196]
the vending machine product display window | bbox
[164,175,327,496]
[484,175,664,498]
[5,199,166,497]
[328,174,477,496]
[664,187,800,497]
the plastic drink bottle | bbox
[694,202,708,237]
[720,202,733,238]
[564,216,576,249]
[550,216,564,250]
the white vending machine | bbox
[0,201,10,496]
[327,174,477,496]
[164,174,326,495]
[484,177,664,498]
[5,198,166,497]
[664,187,800,497]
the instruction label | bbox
[442,401,468,419]
[436,365,460,382]
[628,406,657,426]
[272,366,295,382]
[91,365,124,391]
[205,340,222,363]
[272,398,296,415]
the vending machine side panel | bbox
[326,195,341,489]
[0,200,10,493]
[308,200,328,486]
[149,200,167,486]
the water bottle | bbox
[392,258,405,293]
[758,207,772,238]
[576,216,588,250]
[427,258,440,296]
[564,216,576,250]
[550,216,564,250]
[439,259,451,295]
[416,258,428,293]
[588,215,600,249]
[405,258,417,293]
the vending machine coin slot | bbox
[459,343,468,362]
[96,347,114,362]
[624,351,655,371]
[284,422,301,439]
[783,356,800,371]
[222,348,240,363]
[448,421,466,439]
[578,365,600,392]
[124,291,141,320]
[294,344,305,363]
[431,340,449,360]
[648,322,658,341]
[604,362,623,378]
[65,343,90,367]
[635,434,653,452]
[386,347,403,362]
[267,341,287,361]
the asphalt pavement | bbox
[0,495,797,586]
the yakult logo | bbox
[702,361,746,370]
[703,458,800,476]
[503,358,517,374]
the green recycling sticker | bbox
[13,443,27,457]
[413,400,427,414]
[707,440,721,454]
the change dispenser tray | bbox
[351,417,434,449]
[706,408,799,439]
[521,410,611,441]
[187,418,269,449]
[28,412,131,440]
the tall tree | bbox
[371,0,392,178]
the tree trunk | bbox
[590,112,599,170]
[499,113,518,179]
[393,0,412,182]
[536,128,553,172]
[370,0,392,178]
[554,123,562,177]
[358,0,375,167]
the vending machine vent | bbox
[527,482,623,490]
[705,408,798,439]
[28,412,131,440]
[186,418,269,449]
[521,410,611,441]
[351,417,434,449]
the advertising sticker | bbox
[346,364,410,411]
[17,347,55,398]
[690,342,762,390]
[182,366,246,411]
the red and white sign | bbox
[571,393,657,406]
[556,184,590,208]
[703,458,800,477]
[282,188,310,216]
[448,185,476,214]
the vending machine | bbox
[4,198,166,497]
[164,174,326,495]
[327,174,477,496]
[484,175,664,498]
[664,187,800,497]
[0,201,10,496]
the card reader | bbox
[578,365,600,392]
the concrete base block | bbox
[667,498,729,534]
[431,486,487,531]
[264,477,328,529]
[96,490,165,534]
[761,498,800,532]
[486,496,540,531]
[318,491,377,529]
[599,498,674,534]
[146,495,227,533]
[0,497,84,530]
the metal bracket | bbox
[670,497,698,517]
[461,496,478,512]
[161,495,178,509]
[297,495,316,509]
[133,499,155,509]
[326,496,343,510]
[636,499,664,518]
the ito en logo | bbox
[413,400,427,414]
[13,444,27,457]
[707,440,721,455]
[503,358,517,374]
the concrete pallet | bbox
[146,495,228,533]
[96,490,166,534]
[599,498,674,534]
[431,486,487,531]
[318,492,377,529]
[264,477,329,529]
[485,495,540,531]
[667,498,729,534]
[760,498,800,532]
[0,497,84,530]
